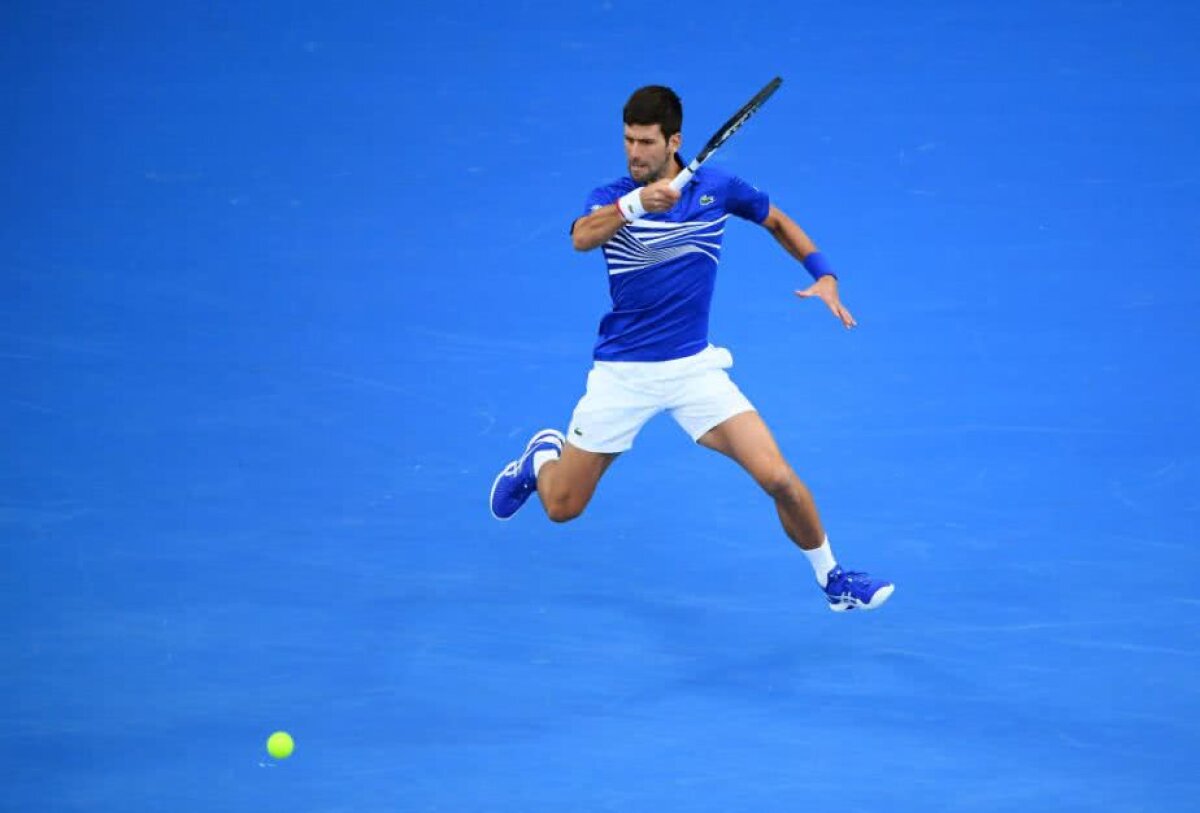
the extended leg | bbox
[697,411,894,611]
[696,411,824,550]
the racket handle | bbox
[669,159,703,192]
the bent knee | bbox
[544,496,587,523]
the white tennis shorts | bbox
[566,345,755,454]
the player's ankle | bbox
[801,536,837,588]
[532,448,560,478]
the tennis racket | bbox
[669,76,782,191]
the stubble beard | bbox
[628,148,676,183]
[629,156,668,185]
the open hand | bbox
[795,275,857,329]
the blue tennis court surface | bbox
[4,1,1198,810]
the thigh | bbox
[559,439,620,487]
[696,410,788,482]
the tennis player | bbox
[489,85,892,611]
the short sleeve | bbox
[725,175,770,223]
[571,182,629,234]
[583,184,619,216]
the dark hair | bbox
[623,85,683,139]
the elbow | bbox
[571,231,593,252]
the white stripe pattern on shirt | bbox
[603,215,729,276]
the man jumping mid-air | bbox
[489,85,893,612]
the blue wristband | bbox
[802,251,837,281]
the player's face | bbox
[624,123,679,183]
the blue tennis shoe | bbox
[823,566,894,611]
[489,429,564,520]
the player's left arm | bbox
[760,205,857,329]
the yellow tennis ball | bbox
[267,731,294,760]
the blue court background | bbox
[4,1,1199,810]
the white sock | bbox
[532,449,560,477]
[803,536,838,587]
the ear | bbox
[668,132,682,153]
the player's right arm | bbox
[571,204,628,252]
[571,180,680,251]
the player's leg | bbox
[489,362,657,523]
[668,350,893,611]
[695,411,893,611]
[663,350,823,550]
[695,410,824,550]
[532,360,660,523]
[535,442,619,523]
[699,412,896,611]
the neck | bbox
[663,153,682,182]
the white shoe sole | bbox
[828,582,895,612]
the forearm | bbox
[571,204,627,251]
[765,206,854,325]
[763,205,818,262]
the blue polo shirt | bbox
[579,162,770,361]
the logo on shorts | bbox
[699,194,715,205]
[573,427,584,436]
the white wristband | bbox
[616,189,647,222]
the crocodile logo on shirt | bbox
[699,195,715,205]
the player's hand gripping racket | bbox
[669,76,782,192]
